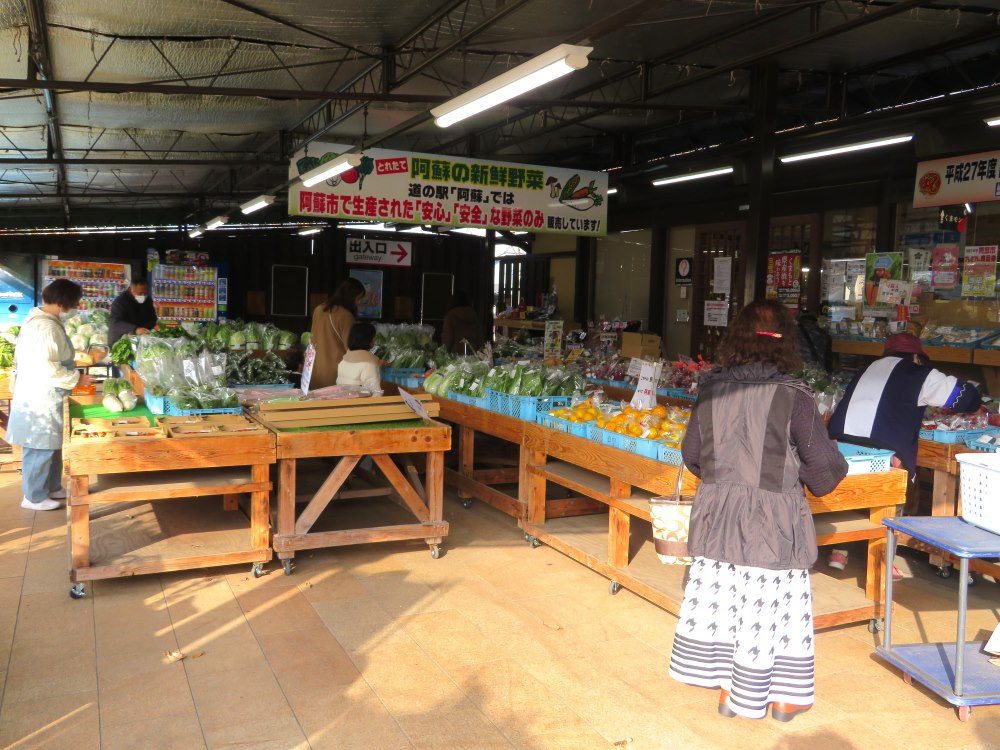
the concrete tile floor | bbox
[1,469,999,749]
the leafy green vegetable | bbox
[110,336,135,365]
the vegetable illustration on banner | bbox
[288,143,608,236]
[863,252,902,309]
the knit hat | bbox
[884,333,926,359]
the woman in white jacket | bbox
[336,322,382,394]
[8,280,92,511]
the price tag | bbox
[630,362,661,410]
[300,344,316,395]
[565,347,584,364]
[398,388,430,420]
[599,333,617,344]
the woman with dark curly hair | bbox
[668,300,848,722]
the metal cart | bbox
[877,516,1000,721]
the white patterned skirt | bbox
[668,556,815,719]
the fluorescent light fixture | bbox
[965,203,974,213]
[779,134,912,163]
[986,117,1000,127]
[205,215,228,230]
[607,188,618,195]
[188,226,204,238]
[300,153,362,187]
[298,227,323,236]
[431,44,592,128]
[240,194,275,214]
[652,166,733,187]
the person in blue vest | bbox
[828,331,981,502]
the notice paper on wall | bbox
[398,388,430,420]
[704,300,729,327]
[713,257,732,295]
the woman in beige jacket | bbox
[336,322,382,393]
[309,277,365,389]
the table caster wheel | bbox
[903,673,913,685]
[251,563,265,578]
[868,618,883,633]
[526,535,541,548]
[69,583,86,600]
[957,705,971,722]
[462,499,473,509]
[430,545,442,559]
[609,581,621,595]
[282,559,294,576]
[936,565,952,579]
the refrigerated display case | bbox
[41,259,130,312]
[152,264,217,323]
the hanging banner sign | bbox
[346,237,412,267]
[913,149,1000,208]
[766,250,801,311]
[289,142,608,236]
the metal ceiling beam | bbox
[24,0,71,222]
[0,158,286,167]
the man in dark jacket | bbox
[108,278,157,347]
[441,291,483,354]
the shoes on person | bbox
[771,702,812,722]
[21,497,62,512]
[48,487,67,500]
[718,690,737,718]
[827,549,848,570]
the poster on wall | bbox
[713,256,732,295]
[674,257,692,285]
[931,244,960,289]
[288,142,608,236]
[863,252,903,311]
[961,245,999,297]
[349,269,383,319]
[907,247,932,289]
[876,279,912,307]
[766,250,801,311]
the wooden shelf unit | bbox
[64,396,274,588]
[518,422,906,630]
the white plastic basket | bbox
[956,453,1000,536]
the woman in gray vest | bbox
[668,300,848,722]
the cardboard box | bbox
[619,332,662,359]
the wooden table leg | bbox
[277,458,296,559]
[866,503,896,601]
[426,450,444,544]
[929,470,957,567]
[458,424,474,499]
[69,505,90,572]
[524,446,547,526]
[608,479,632,568]
[250,463,270,553]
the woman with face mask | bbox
[108,278,158,348]
[8,279,92,511]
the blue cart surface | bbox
[877,516,1000,721]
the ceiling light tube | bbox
[779,134,912,163]
[607,188,618,195]
[985,117,1000,127]
[652,166,733,187]
[188,226,204,238]
[431,44,592,128]
[298,227,323,236]
[240,194,275,214]
[300,153,362,187]
[205,215,228,230]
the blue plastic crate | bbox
[964,435,1000,452]
[837,442,894,474]
[485,389,571,421]
[536,413,588,438]
[145,393,241,417]
[918,427,994,444]
[397,376,425,389]
[600,427,661,460]
[657,443,684,466]
[449,391,488,410]
[383,367,424,384]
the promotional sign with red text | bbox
[288,142,608,236]
[913,150,1000,208]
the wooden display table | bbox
[0,372,20,469]
[63,396,274,597]
[261,419,451,572]
[518,423,907,630]
[433,396,604,520]
[832,339,974,364]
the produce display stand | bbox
[253,396,451,572]
[518,422,907,630]
[433,395,605,520]
[877,516,1000,721]
[63,396,274,597]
